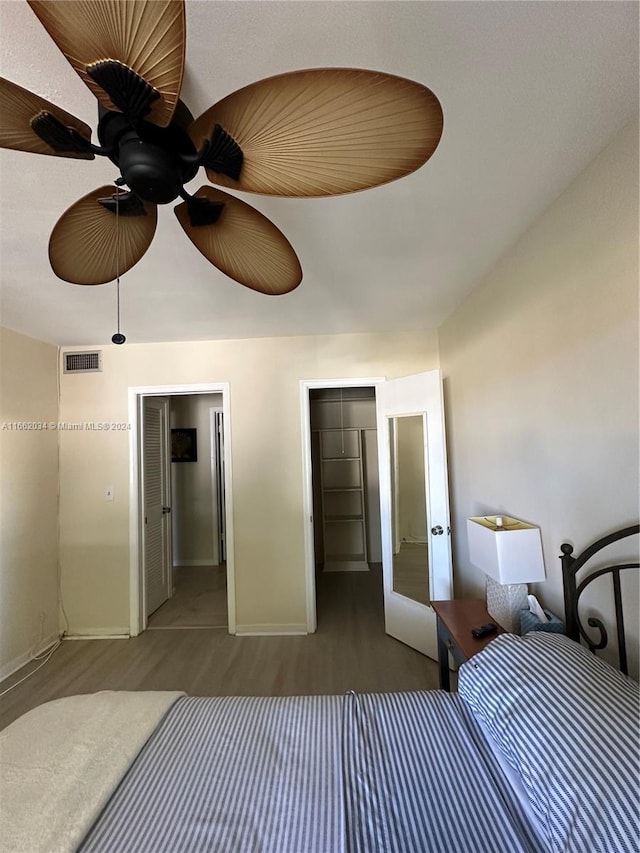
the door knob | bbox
[431,525,444,535]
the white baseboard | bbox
[173,560,217,567]
[235,623,308,636]
[63,629,129,640]
[0,631,61,683]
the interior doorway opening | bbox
[303,370,451,657]
[302,379,384,633]
[128,383,235,637]
[147,395,228,630]
[309,386,382,573]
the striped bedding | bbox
[80,695,346,853]
[341,690,543,853]
[458,633,640,853]
[79,690,544,853]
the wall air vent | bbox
[63,351,103,374]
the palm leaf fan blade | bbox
[189,68,443,197]
[27,0,185,128]
[175,187,302,295]
[0,77,94,158]
[49,187,157,285]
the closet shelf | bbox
[319,427,368,572]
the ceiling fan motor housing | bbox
[97,105,199,205]
[118,131,183,204]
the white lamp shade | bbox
[467,516,546,584]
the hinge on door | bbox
[144,516,147,524]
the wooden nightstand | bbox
[431,600,506,691]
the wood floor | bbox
[148,564,228,628]
[0,565,439,731]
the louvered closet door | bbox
[142,397,171,617]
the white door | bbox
[142,396,172,617]
[376,370,452,659]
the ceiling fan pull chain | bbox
[111,189,126,345]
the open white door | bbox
[376,370,452,659]
[142,396,172,617]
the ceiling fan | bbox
[0,0,443,300]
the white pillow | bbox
[458,632,639,853]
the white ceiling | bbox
[0,0,638,347]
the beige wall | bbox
[58,330,439,635]
[439,120,639,665]
[0,328,59,677]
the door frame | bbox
[128,382,235,637]
[209,405,224,566]
[300,377,385,633]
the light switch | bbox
[106,485,114,501]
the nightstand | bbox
[431,599,506,691]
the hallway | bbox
[148,565,228,629]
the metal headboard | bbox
[561,524,640,675]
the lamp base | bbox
[486,576,528,633]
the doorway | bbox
[301,371,452,659]
[128,382,235,637]
[147,394,227,630]
[309,386,382,571]
[307,383,385,636]
[301,377,384,633]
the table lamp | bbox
[467,515,546,632]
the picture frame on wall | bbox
[171,428,197,462]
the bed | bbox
[1,525,638,853]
